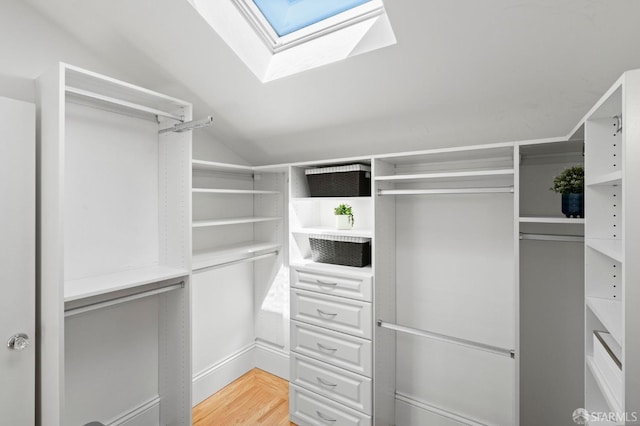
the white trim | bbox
[106,395,161,426]
[395,392,489,426]
[255,340,290,380]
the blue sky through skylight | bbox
[253,0,372,36]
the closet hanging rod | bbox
[159,116,213,134]
[64,281,185,317]
[65,86,184,121]
[193,250,279,274]
[377,187,514,196]
[377,320,515,359]
[519,233,584,242]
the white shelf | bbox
[291,226,373,238]
[375,169,514,182]
[586,356,624,417]
[587,239,623,263]
[192,159,253,173]
[192,188,279,195]
[64,265,188,302]
[378,187,514,196]
[519,216,585,224]
[292,196,371,201]
[193,216,282,228]
[291,259,373,278]
[587,297,623,345]
[192,241,281,271]
[587,171,622,187]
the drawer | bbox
[291,321,372,377]
[290,384,372,426]
[291,352,372,414]
[291,266,372,302]
[291,289,372,339]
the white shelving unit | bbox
[38,63,192,425]
[577,69,640,420]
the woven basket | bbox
[305,164,371,197]
[309,234,371,267]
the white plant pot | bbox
[335,215,353,230]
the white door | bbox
[0,97,35,424]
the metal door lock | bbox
[7,333,29,351]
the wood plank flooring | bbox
[193,368,296,426]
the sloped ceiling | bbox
[25,0,640,165]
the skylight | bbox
[188,0,396,82]
[253,0,373,37]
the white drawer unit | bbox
[290,384,372,426]
[291,288,372,339]
[291,321,372,377]
[291,265,373,302]
[291,352,372,414]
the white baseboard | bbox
[107,396,160,426]
[255,339,290,380]
[395,392,486,426]
[191,343,255,406]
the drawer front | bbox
[291,352,372,414]
[291,289,372,339]
[291,266,372,302]
[290,384,372,426]
[291,321,372,377]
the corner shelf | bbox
[586,239,623,263]
[586,356,624,417]
[193,216,282,228]
[586,297,623,345]
[519,216,585,224]
[65,265,188,303]
[192,241,281,271]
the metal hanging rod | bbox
[377,320,515,359]
[378,187,514,196]
[159,116,213,134]
[519,233,584,243]
[193,251,279,274]
[65,281,185,317]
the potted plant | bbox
[551,165,584,218]
[334,203,354,230]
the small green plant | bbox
[334,203,354,226]
[551,165,584,194]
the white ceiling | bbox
[25,0,640,165]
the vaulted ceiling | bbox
[25,0,640,165]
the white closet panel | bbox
[395,334,515,425]
[396,194,515,349]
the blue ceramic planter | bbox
[562,193,584,218]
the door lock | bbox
[7,333,29,351]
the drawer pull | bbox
[317,377,338,387]
[317,343,338,352]
[317,309,337,318]
[316,279,338,286]
[316,411,337,422]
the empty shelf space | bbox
[587,171,622,187]
[193,217,281,228]
[192,159,253,173]
[291,226,373,238]
[519,216,585,224]
[375,169,514,182]
[64,265,188,303]
[193,241,281,271]
[192,188,279,195]
[587,239,623,263]
[586,356,624,416]
[291,259,373,279]
[66,86,183,121]
[587,297,623,345]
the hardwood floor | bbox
[193,368,296,426]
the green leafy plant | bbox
[551,165,584,194]
[334,203,354,225]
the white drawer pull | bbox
[316,411,337,422]
[316,279,337,286]
[317,309,337,318]
[317,343,338,352]
[317,377,338,387]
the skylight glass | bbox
[253,0,373,36]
